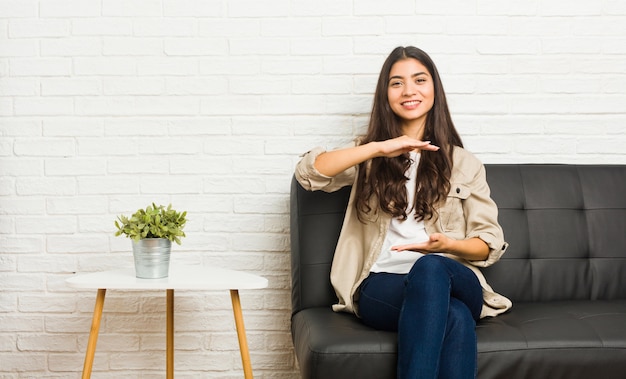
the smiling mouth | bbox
[401,100,421,107]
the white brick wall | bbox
[1,0,625,377]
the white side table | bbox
[66,264,268,379]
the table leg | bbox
[167,289,174,379]
[230,289,253,379]
[82,288,106,379]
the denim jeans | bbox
[358,255,483,379]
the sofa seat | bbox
[477,300,626,378]
[292,308,397,379]
[292,300,626,379]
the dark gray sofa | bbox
[290,164,626,379]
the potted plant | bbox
[115,203,187,279]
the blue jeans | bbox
[358,255,483,379]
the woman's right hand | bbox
[314,136,439,177]
[375,135,439,158]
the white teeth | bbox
[402,100,420,106]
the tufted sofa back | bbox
[482,165,626,302]
[290,165,626,314]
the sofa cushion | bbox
[477,300,626,378]
[483,165,626,302]
[292,300,626,379]
[292,308,397,379]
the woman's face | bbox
[387,58,435,132]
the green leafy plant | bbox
[115,203,187,244]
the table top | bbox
[65,264,268,291]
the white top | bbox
[370,151,429,274]
[65,264,268,291]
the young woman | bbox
[295,46,511,379]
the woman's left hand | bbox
[391,233,450,254]
[391,234,490,261]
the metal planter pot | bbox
[132,238,172,279]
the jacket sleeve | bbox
[294,145,357,193]
[461,159,509,268]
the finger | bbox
[391,245,410,251]
[429,233,443,242]
[391,244,422,252]
[418,142,440,151]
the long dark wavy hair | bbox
[355,46,463,222]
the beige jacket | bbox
[295,144,512,319]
